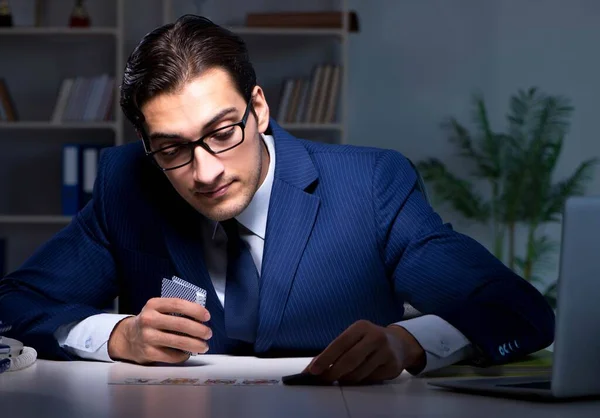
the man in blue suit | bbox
[0,15,554,384]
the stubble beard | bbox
[198,134,264,222]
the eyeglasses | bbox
[144,100,252,171]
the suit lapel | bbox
[255,120,320,352]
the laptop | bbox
[428,196,600,400]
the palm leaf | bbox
[529,235,559,274]
[507,87,540,148]
[531,94,573,145]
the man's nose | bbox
[191,146,225,185]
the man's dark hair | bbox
[120,14,257,133]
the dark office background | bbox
[1,0,598,302]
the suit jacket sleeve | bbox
[0,152,117,360]
[372,150,555,366]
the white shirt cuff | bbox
[54,313,133,362]
[394,314,473,374]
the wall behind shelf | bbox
[345,0,600,292]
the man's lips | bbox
[195,182,232,197]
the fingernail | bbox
[206,330,212,340]
[202,345,209,354]
[204,311,211,321]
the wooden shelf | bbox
[227,27,344,36]
[280,123,343,130]
[0,27,118,36]
[0,122,117,130]
[0,215,72,225]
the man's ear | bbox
[251,85,270,134]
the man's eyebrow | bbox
[148,107,238,142]
[204,107,238,131]
[148,132,186,142]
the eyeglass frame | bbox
[141,98,253,172]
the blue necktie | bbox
[221,219,260,343]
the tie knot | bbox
[220,218,240,241]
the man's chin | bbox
[193,198,248,222]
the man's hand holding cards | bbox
[107,276,212,365]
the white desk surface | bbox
[1,355,600,418]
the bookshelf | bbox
[0,27,119,36]
[163,0,350,145]
[0,0,351,272]
[0,0,125,272]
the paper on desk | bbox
[109,377,281,386]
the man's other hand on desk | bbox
[107,298,212,364]
[303,320,426,385]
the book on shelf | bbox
[61,142,111,216]
[245,11,359,32]
[0,78,18,121]
[276,63,341,125]
[52,74,114,124]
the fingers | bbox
[147,297,211,323]
[141,345,191,365]
[142,327,209,356]
[152,312,213,341]
[320,330,382,382]
[124,299,214,364]
[308,321,367,374]
[338,352,387,384]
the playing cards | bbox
[161,276,207,307]
[160,276,208,356]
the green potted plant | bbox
[417,87,598,307]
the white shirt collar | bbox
[233,133,275,239]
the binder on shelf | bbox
[80,146,97,209]
[62,142,111,215]
[80,144,110,209]
[61,143,81,216]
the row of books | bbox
[52,74,115,123]
[61,142,110,216]
[277,64,341,124]
[0,79,18,121]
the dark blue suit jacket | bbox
[0,121,555,365]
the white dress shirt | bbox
[54,134,472,374]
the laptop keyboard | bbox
[498,381,552,390]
